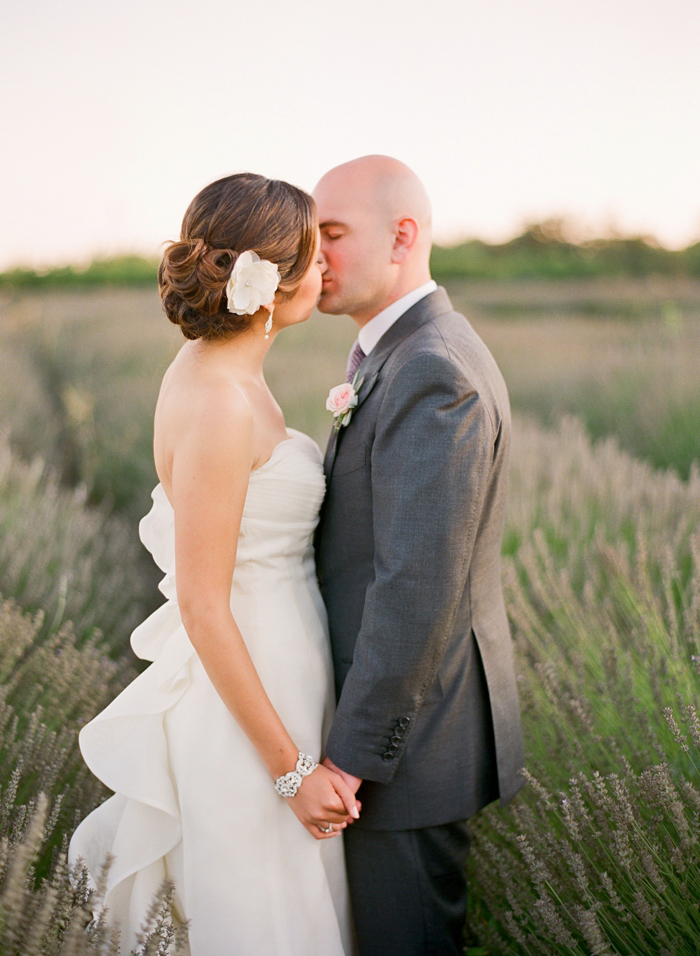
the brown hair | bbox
[158,173,317,340]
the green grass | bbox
[2,279,700,515]
[450,278,700,480]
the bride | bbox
[69,173,358,955]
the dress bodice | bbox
[138,429,325,600]
[130,429,326,664]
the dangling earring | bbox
[264,307,274,340]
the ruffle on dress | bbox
[70,484,194,944]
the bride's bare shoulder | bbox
[161,343,250,412]
[154,344,253,479]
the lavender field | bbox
[0,280,698,953]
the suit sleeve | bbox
[325,348,495,782]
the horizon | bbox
[3,219,699,276]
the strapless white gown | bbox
[69,430,354,956]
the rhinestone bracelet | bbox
[274,752,318,798]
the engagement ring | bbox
[320,823,334,833]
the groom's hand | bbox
[323,757,363,800]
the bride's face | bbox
[273,231,325,329]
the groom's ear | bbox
[390,217,419,264]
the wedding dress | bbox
[69,429,354,956]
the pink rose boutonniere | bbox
[326,372,364,432]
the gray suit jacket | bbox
[316,288,524,830]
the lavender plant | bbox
[0,598,133,863]
[0,795,186,955]
[466,416,700,954]
[0,599,186,953]
[0,441,153,652]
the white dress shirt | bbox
[357,280,438,356]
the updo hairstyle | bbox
[158,173,317,340]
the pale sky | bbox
[1,0,699,269]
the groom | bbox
[314,156,525,955]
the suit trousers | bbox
[343,820,471,956]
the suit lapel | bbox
[323,426,338,477]
[322,287,454,480]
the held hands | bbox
[288,764,361,840]
[322,756,363,795]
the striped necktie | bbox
[346,340,366,383]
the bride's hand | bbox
[323,756,362,794]
[288,765,360,840]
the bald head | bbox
[314,156,433,324]
[317,155,432,234]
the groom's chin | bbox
[316,295,342,316]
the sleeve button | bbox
[382,752,395,761]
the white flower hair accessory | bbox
[226,250,280,316]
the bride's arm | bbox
[170,386,358,837]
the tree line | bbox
[2,221,700,290]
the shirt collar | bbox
[357,280,438,355]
